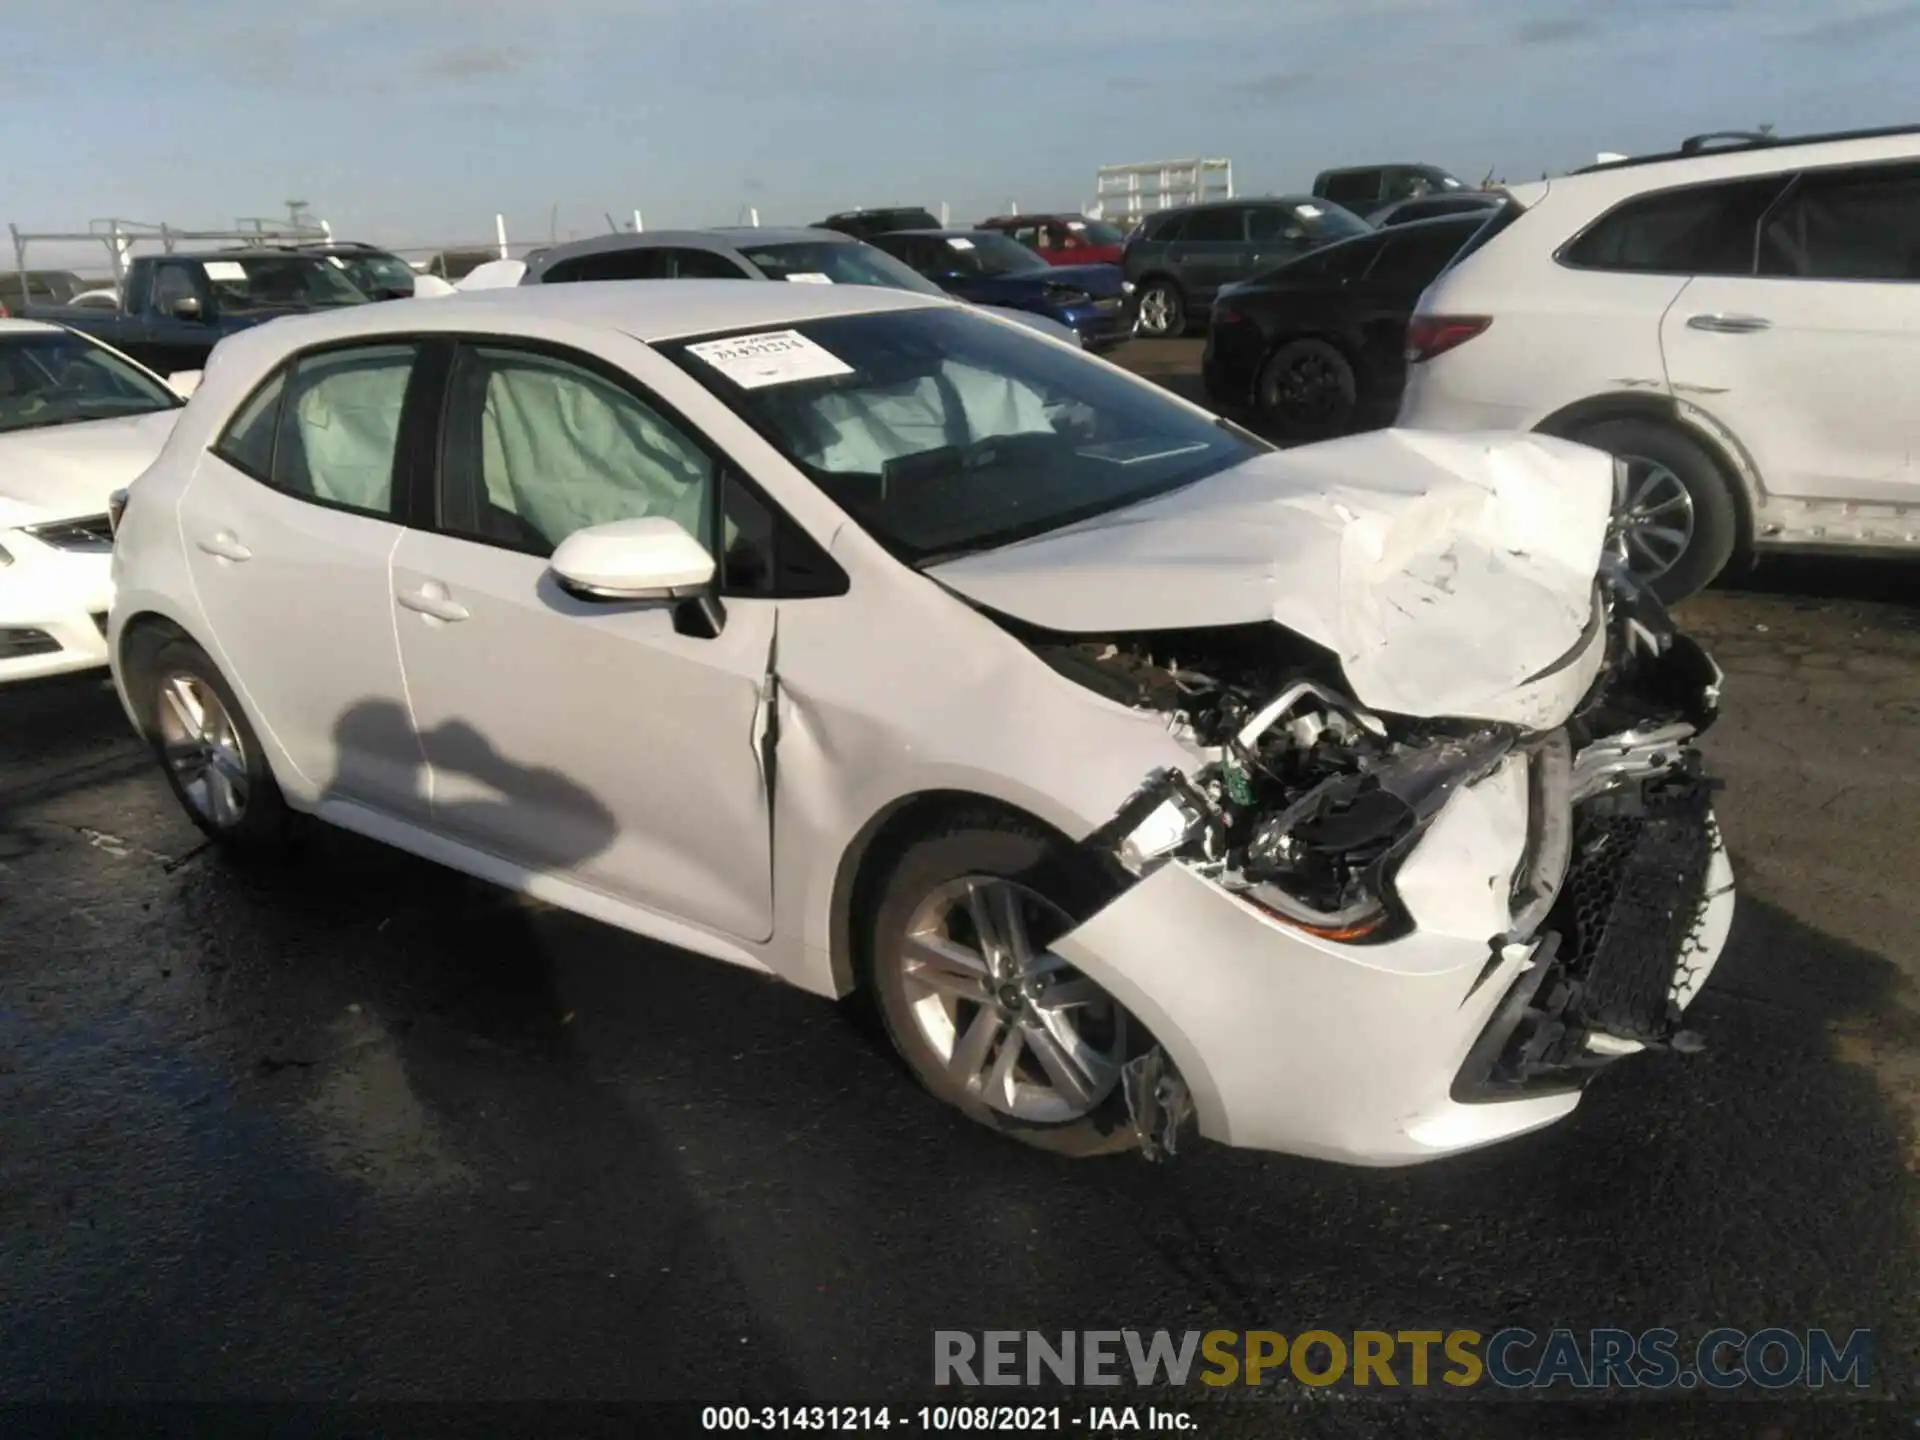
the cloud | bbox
[1794,2,1920,43]
[1515,16,1591,44]
[416,43,529,80]
[1228,70,1324,102]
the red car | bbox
[978,214,1127,267]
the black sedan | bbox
[1201,212,1487,441]
[866,229,1134,351]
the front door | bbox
[1660,160,1920,506]
[180,341,428,812]
[390,335,777,943]
[1167,205,1250,303]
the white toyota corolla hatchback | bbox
[108,282,1736,1164]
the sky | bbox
[2,0,1916,266]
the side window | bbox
[719,472,847,598]
[1562,176,1790,275]
[151,264,200,313]
[270,344,418,515]
[1759,162,1920,281]
[544,249,668,283]
[438,344,714,557]
[1247,206,1306,244]
[213,370,287,479]
[1320,172,1378,208]
[1145,211,1189,245]
[1181,207,1246,244]
[668,248,752,279]
[1012,225,1043,248]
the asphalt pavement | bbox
[3,344,1918,1434]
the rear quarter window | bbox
[1560,175,1792,276]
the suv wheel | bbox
[1134,280,1187,339]
[1576,417,1739,604]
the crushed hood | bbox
[927,429,1616,727]
[0,409,180,528]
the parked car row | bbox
[1186,124,1920,601]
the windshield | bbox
[204,256,369,311]
[662,307,1265,565]
[329,252,417,295]
[1291,202,1373,242]
[940,233,1049,277]
[741,241,944,296]
[0,330,179,433]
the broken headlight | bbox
[1234,727,1516,940]
[1096,685,1519,946]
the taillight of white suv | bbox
[1405,315,1491,363]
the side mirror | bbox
[549,517,715,601]
[171,295,204,322]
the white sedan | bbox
[0,320,184,683]
[107,282,1735,1164]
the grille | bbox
[1552,772,1714,1041]
[24,514,114,552]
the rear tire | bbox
[140,639,291,852]
[1256,338,1359,440]
[863,813,1141,1157]
[1574,417,1739,604]
[1133,279,1188,339]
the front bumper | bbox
[1063,297,1136,351]
[0,537,112,684]
[1054,747,1734,1166]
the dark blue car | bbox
[867,229,1133,351]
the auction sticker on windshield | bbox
[204,261,249,282]
[685,330,854,389]
[784,273,834,284]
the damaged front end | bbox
[1021,558,1732,1155]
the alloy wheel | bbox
[1136,286,1175,337]
[1265,349,1350,425]
[1609,456,1697,581]
[897,876,1127,1124]
[155,672,250,828]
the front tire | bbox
[140,639,290,851]
[1574,417,1739,604]
[1133,279,1187,339]
[864,814,1141,1157]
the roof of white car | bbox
[223,280,948,357]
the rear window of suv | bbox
[1561,175,1792,275]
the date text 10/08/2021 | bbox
[701,1407,1191,1432]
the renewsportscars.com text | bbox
[934,1327,1872,1392]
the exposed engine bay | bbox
[998,558,1729,1147]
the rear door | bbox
[1661,159,1920,505]
[181,340,428,813]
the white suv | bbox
[1398,126,1920,601]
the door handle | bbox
[195,531,252,562]
[396,585,470,623]
[1686,313,1771,334]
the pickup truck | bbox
[19,249,371,377]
